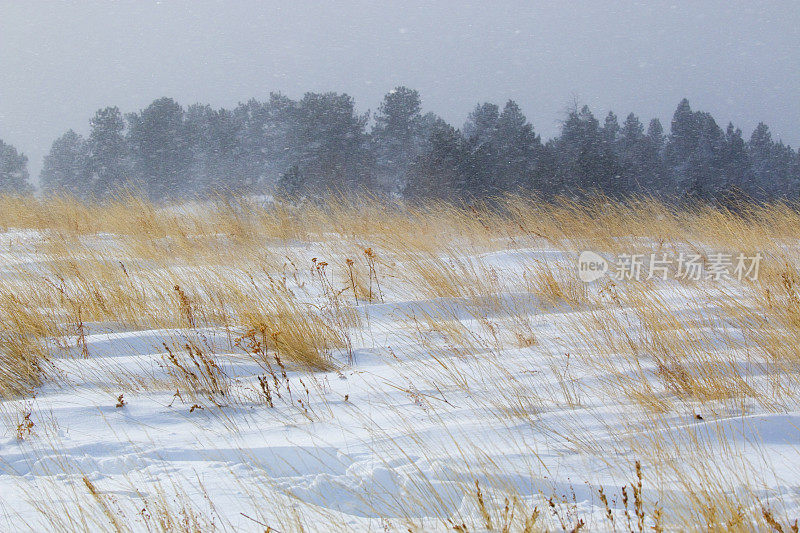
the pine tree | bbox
[556,105,620,195]
[260,93,297,189]
[88,107,129,196]
[463,103,500,147]
[371,87,424,194]
[720,123,750,199]
[418,112,450,150]
[747,122,776,198]
[643,119,667,193]
[209,107,244,193]
[493,100,543,191]
[768,141,799,199]
[664,99,699,194]
[40,130,91,197]
[126,98,191,199]
[602,111,620,144]
[405,122,468,200]
[184,103,216,193]
[231,99,272,193]
[286,92,372,194]
[462,103,501,197]
[617,113,646,192]
[687,112,725,199]
[0,139,33,194]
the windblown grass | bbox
[3,192,800,531]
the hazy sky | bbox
[2,1,799,182]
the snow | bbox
[1,227,800,531]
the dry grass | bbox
[4,192,800,531]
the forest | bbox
[2,87,798,203]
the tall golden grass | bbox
[2,192,800,530]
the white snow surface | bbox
[0,227,799,531]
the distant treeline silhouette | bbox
[2,88,798,202]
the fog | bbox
[2,0,798,182]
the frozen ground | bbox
[1,224,800,532]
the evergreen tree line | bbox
[2,88,799,202]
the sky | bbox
[2,1,799,183]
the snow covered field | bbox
[1,196,800,531]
